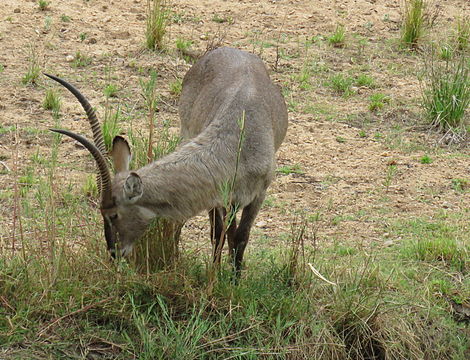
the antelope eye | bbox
[109,214,118,221]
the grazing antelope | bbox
[47,47,288,273]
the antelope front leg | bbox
[231,192,266,275]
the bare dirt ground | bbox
[0,0,469,255]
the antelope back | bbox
[179,47,288,149]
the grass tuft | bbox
[21,46,41,85]
[327,74,355,97]
[400,0,428,48]
[455,17,470,52]
[421,54,469,137]
[369,93,390,112]
[328,24,346,47]
[43,88,61,115]
[146,0,168,51]
[38,0,50,11]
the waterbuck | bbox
[47,47,288,273]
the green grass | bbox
[38,0,49,11]
[104,83,119,98]
[455,17,470,52]
[420,154,433,164]
[43,88,61,116]
[146,0,168,51]
[400,0,428,48]
[169,78,182,96]
[439,44,453,60]
[211,14,233,24]
[369,93,390,112]
[355,74,375,88]
[451,178,469,192]
[21,46,41,85]
[327,73,354,96]
[328,24,346,47]
[1,210,468,358]
[175,38,192,52]
[395,216,468,272]
[276,164,304,175]
[72,51,92,67]
[102,103,123,151]
[421,55,469,135]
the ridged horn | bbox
[44,74,107,155]
[50,129,113,207]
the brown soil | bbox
[0,0,469,255]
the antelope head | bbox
[45,74,153,258]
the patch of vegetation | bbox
[102,104,123,152]
[439,44,453,61]
[294,64,312,90]
[72,51,92,67]
[421,55,469,138]
[396,217,468,271]
[420,154,433,164]
[43,88,61,116]
[1,220,468,359]
[104,83,119,98]
[146,0,168,51]
[455,17,470,52]
[60,14,71,22]
[212,14,233,24]
[451,178,469,192]
[400,0,429,48]
[21,46,41,85]
[276,164,304,175]
[369,93,390,112]
[169,78,182,96]
[79,32,87,42]
[175,38,192,52]
[38,0,50,11]
[328,24,346,47]
[82,174,98,198]
[327,74,354,97]
[355,74,375,88]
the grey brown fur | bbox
[50,47,288,272]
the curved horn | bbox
[44,74,107,155]
[50,129,113,207]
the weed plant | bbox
[328,24,346,47]
[102,103,123,152]
[104,83,119,98]
[400,0,428,48]
[42,88,61,116]
[72,51,92,67]
[146,0,168,51]
[420,154,432,164]
[455,17,470,52]
[369,93,390,112]
[327,74,354,97]
[21,46,41,85]
[175,38,192,52]
[169,78,182,95]
[38,0,49,11]
[421,54,469,138]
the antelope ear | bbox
[123,172,143,203]
[110,136,132,173]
